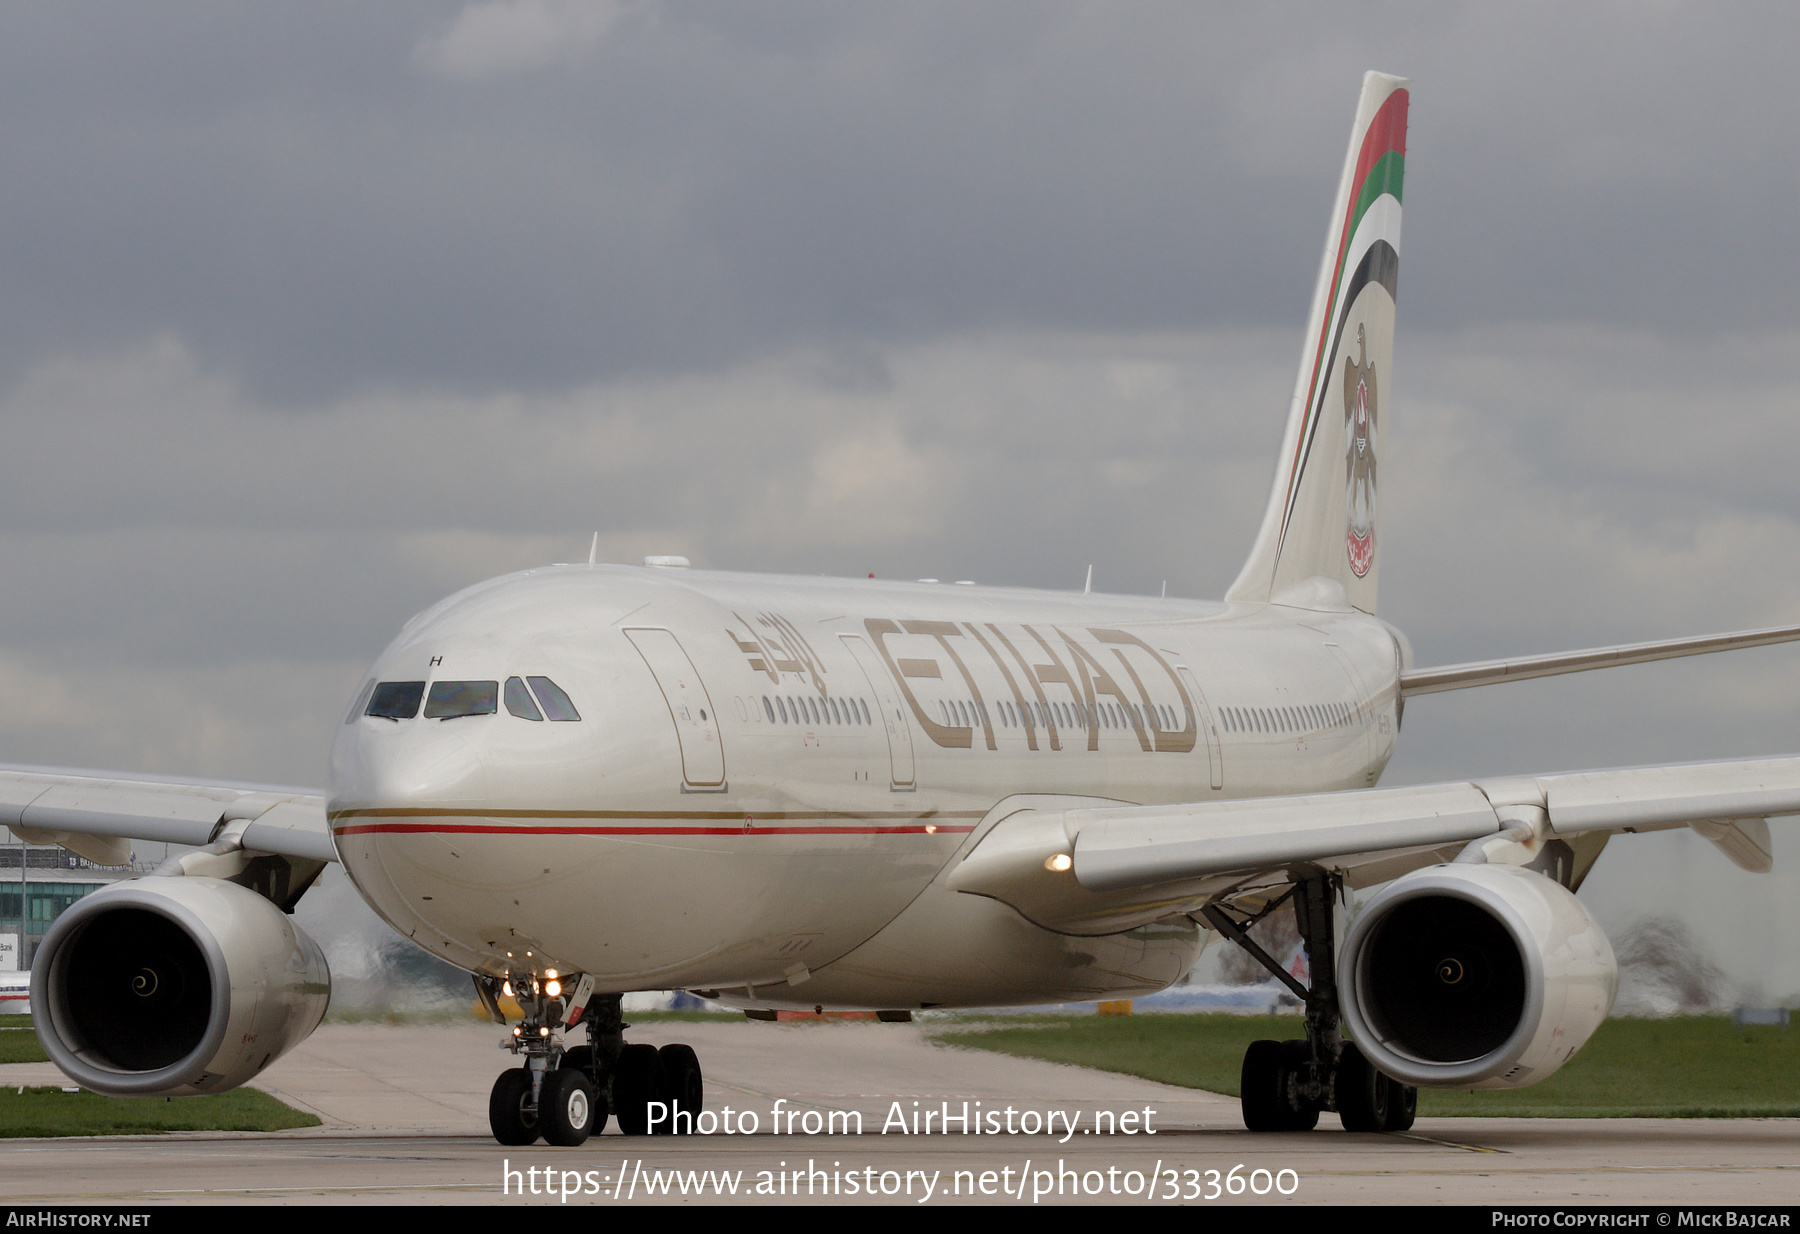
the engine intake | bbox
[32,876,330,1096]
[1338,863,1615,1089]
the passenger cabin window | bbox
[505,677,543,721]
[527,676,581,722]
[425,680,499,719]
[366,681,426,720]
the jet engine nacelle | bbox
[1338,862,1615,1090]
[31,876,330,1097]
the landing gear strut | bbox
[1203,871,1416,1134]
[476,975,706,1145]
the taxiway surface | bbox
[0,1019,1791,1205]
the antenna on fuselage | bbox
[588,532,598,565]
[1083,564,1093,595]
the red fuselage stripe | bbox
[333,823,976,837]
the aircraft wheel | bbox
[489,1068,541,1146]
[655,1044,703,1135]
[613,1043,663,1135]
[540,1068,598,1147]
[1383,1082,1418,1132]
[1279,1039,1321,1130]
[558,1046,610,1133]
[1334,1043,1391,1132]
[1240,1040,1288,1131]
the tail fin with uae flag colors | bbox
[1228,71,1408,614]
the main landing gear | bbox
[1202,872,1417,1134]
[477,974,705,1146]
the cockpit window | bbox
[504,676,542,721]
[366,681,425,720]
[345,678,376,724]
[526,676,581,722]
[424,680,499,719]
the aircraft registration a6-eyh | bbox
[11,71,1800,1146]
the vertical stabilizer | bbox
[1227,72,1409,613]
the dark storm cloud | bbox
[1,4,1797,398]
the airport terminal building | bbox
[0,827,143,970]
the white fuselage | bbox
[328,564,1402,1009]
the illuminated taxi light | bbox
[545,980,562,998]
[501,981,513,997]
[539,1027,550,1037]
[544,969,559,981]
[1045,853,1073,872]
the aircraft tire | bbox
[655,1044,703,1135]
[614,1043,663,1135]
[540,1069,598,1147]
[1382,1082,1418,1132]
[1240,1040,1288,1131]
[1335,1043,1391,1132]
[1279,1039,1321,1130]
[557,1047,611,1134]
[489,1068,542,1146]
[561,1044,601,1083]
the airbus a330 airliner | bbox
[11,72,1800,1145]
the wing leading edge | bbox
[0,765,336,867]
[948,755,1797,934]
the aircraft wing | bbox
[948,755,1800,934]
[0,764,336,867]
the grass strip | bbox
[0,1086,321,1137]
[931,1013,1800,1118]
[0,1027,46,1065]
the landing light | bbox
[502,981,513,997]
[545,980,562,998]
[1045,853,1073,872]
[544,968,558,980]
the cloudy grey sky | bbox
[2,2,1799,994]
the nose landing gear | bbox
[476,975,706,1145]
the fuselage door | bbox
[1177,666,1225,791]
[840,634,916,791]
[624,628,727,791]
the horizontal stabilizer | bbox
[1401,621,1800,696]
